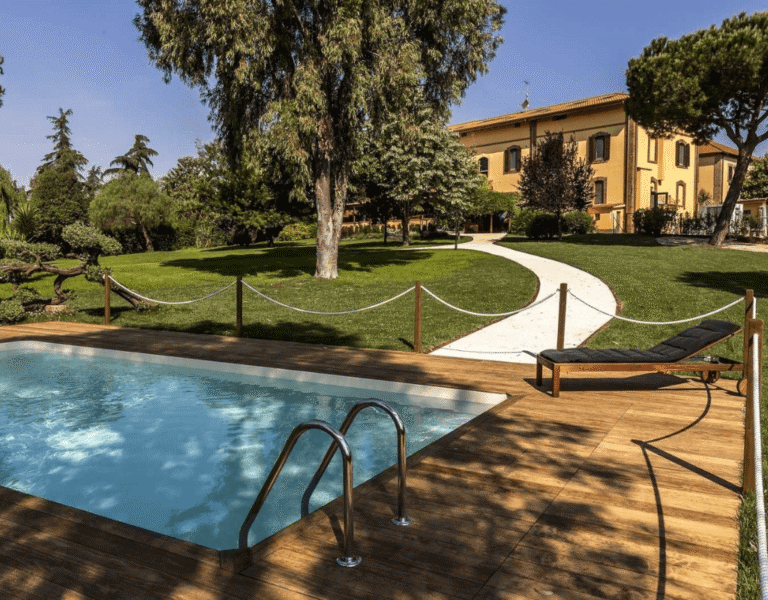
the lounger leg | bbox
[552,366,561,398]
[536,362,542,386]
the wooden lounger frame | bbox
[536,291,755,398]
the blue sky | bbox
[0,1,765,189]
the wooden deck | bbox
[0,322,744,599]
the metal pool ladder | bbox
[237,399,412,568]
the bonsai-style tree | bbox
[518,131,594,240]
[626,11,768,246]
[0,223,146,313]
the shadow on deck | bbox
[0,323,743,599]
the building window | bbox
[676,181,686,207]
[647,134,658,163]
[478,157,489,176]
[594,178,606,205]
[675,140,690,168]
[589,132,611,162]
[504,146,521,173]
[728,164,735,183]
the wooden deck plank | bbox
[0,323,744,599]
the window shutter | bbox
[604,135,610,161]
[588,136,595,162]
[684,144,690,167]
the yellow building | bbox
[450,93,698,232]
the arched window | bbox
[504,146,521,173]
[675,140,690,168]
[478,157,489,176]
[589,132,611,162]
[676,181,686,207]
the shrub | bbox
[12,286,41,306]
[633,208,675,236]
[276,222,317,241]
[563,211,595,234]
[509,208,544,235]
[525,212,562,239]
[0,299,25,323]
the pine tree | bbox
[626,11,768,246]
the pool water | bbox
[0,344,492,550]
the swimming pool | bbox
[0,341,504,550]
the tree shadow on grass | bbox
[161,246,435,278]
[500,233,662,247]
[677,270,768,297]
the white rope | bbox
[420,286,560,318]
[242,281,415,315]
[108,276,237,305]
[751,328,768,600]
[567,290,743,325]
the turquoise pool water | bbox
[0,343,501,550]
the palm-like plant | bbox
[104,134,158,178]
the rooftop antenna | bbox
[520,81,529,110]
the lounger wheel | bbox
[700,371,720,384]
[737,377,748,397]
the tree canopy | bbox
[134,0,505,278]
[518,131,594,239]
[356,103,480,246]
[742,153,768,199]
[90,173,172,252]
[104,134,158,178]
[626,11,768,245]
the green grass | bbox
[498,233,767,600]
[10,237,536,352]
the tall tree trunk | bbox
[314,153,345,279]
[709,150,753,246]
[401,201,411,246]
[140,221,155,252]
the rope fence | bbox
[566,289,744,326]
[241,281,416,315]
[421,286,559,318]
[102,274,554,351]
[108,275,237,305]
[103,274,751,356]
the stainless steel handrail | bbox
[300,399,412,526]
[238,420,361,567]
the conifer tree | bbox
[626,11,768,245]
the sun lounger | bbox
[536,319,745,397]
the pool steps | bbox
[238,399,411,569]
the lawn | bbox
[10,236,536,352]
[497,233,767,600]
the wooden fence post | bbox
[743,318,763,494]
[557,283,568,350]
[236,276,243,337]
[414,281,422,353]
[104,274,111,326]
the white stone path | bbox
[427,234,618,364]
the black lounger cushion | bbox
[539,319,741,364]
